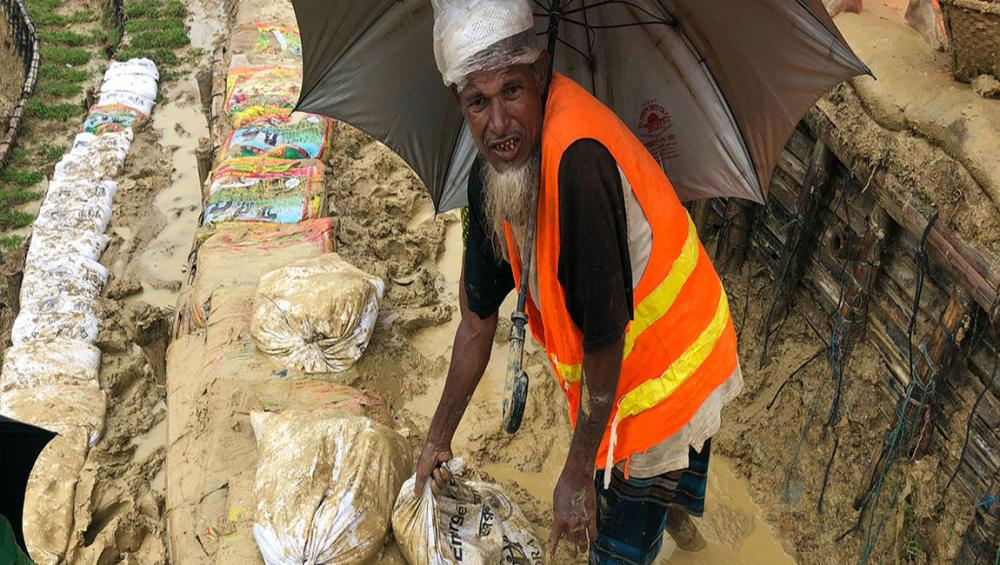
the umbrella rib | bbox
[563,0,673,24]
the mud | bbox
[830,0,1000,253]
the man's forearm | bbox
[564,336,624,476]
[427,310,497,445]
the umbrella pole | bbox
[502,6,562,434]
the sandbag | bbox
[250,411,411,565]
[189,219,334,327]
[224,66,302,127]
[27,227,110,262]
[230,23,302,63]
[0,338,101,393]
[53,131,133,179]
[45,178,119,202]
[251,254,384,373]
[392,461,545,565]
[83,104,147,135]
[205,157,325,224]
[21,257,108,306]
[11,297,101,345]
[70,132,96,155]
[222,114,332,160]
[105,58,159,81]
[101,74,158,102]
[35,195,113,234]
[97,90,155,116]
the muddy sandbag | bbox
[34,194,113,235]
[0,338,101,393]
[21,257,108,308]
[224,66,302,127]
[392,460,545,565]
[205,158,325,224]
[250,411,411,564]
[53,130,133,178]
[190,219,334,327]
[11,296,101,345]
[27,227,110,263]
[251,254,384,373]
[222,114,333,160]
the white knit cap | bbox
[432,0,542,89]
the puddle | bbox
[132,0,222,309]
[409,210,795,564]
[130,401,167,494]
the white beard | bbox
[481,150,540,260]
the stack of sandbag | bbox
[204,157,326,225]
[393,460,545,564]
[0,57,159,565]
[84,59,159,135]
[251,253,385,373]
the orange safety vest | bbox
[503,74,738,472]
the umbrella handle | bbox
[502,311,530,433]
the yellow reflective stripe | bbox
[623,215,700,359]
[617,290,730,421]
[554,358,582,384]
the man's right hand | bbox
[413,440,454,496]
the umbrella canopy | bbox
[0,415,55,555]
[293,0,868,212]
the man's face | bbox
[457,61,545,172]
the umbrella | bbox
[0,415,55,556]
[293,0,869,212]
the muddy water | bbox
[409,213,795,564]
[133,0,223,308]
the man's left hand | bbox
[547,465,598,557]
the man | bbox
[416,1,742,562]
[823,0,947,50]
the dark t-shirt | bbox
[464,139,633,353]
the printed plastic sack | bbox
[222,114,333,160]
[189,219,335,327]
[393,460,545,565]
[205,157,325,224]
[34,198,112,234]
[231,23,302,62]
[250,411,411,565]
[84,104,147,135]
[105,58,159,81]
[70,132,96,155]
[97,90,155,116]
[224,66,302,127]
[46,178,119,202]
[251,254,384,373]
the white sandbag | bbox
[251,254,384,373]
[70,132,96,155]
[101,72,158,101]
[0,338,101,393]
[27,228,110,263]
[392,460,545,565]
[53,131,132,181]
[21,257,108,304]
[38,185,115,219]
[251,411,411,565]
[97,90,155,116]
[34,197,113,234]
[11,298,101,345]
[105,58,159,81]
[46,178,119,202]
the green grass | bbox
[0,170,44,186]
[38,29,95,46]
[39,64,87,82]
[40,45,91,66]
[7,144,63,168]
[115,47,178,66]
[36,79,83,98]
[0,210,36,229]
[30,8,96,26]
[0,187,44,207]
[124,17,186,34]
[124,0,185,19]
[25,99,83,121]
[129,28,190,50]
[0,235,26,254]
